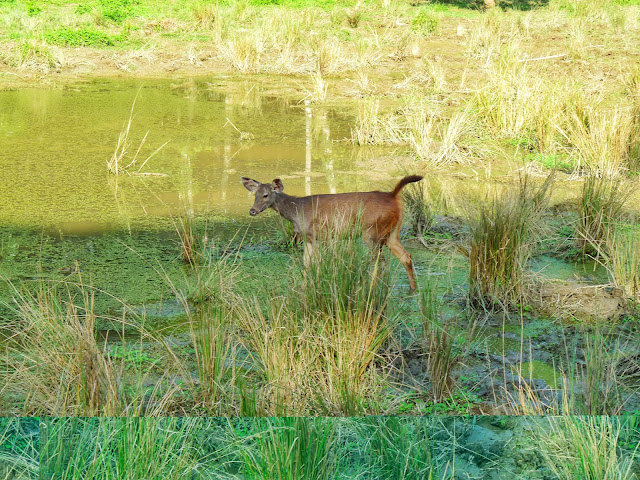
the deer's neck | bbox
[272,193,305,225]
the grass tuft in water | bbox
[601,223,640,300]
[420,280,457,402]
[465,173,553,310]
[403,180,434,240]
[107,96,168,176]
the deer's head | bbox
[241,177,284,216]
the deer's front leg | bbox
[303,241,314,268]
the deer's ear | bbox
[272,179,284,193]
[242,177,260,192]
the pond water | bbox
[0,78,393,234]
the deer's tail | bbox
[391,175,423,197]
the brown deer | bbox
[241,175,423,292]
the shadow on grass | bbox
[424,0,550,11]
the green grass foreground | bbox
[1,0,640,425]
[1,416,639,479]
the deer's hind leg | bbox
[386,226,417,292]
[364,231,385,265]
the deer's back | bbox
[301,191,401,239]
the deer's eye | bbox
[263,194,269,198]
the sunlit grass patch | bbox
[602,223,640,300]
[559,99,636,175]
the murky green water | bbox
[0,78,391,234]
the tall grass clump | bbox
[420,281,457,402]
[238,417,340,480]
[352,100,483,166]
[559,99,635,175]
[177,211,199,266]
[465,173,553,310]
[297,228,390,321]
[474,44,566,153]
[351,99,402,146]
[166,225,239,414]
[601,223,640,300]
[578,326,633,415]
[186,302,235,414]
[236,231,393,415]
[358,417,451,480]
[534,416,640,480]
[192,3,217,30]
[577,173,629,257]
[41,417,212,479]
[2,282,121,416]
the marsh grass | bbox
[577,173,629,258]
[465,173,553,310]
[474,46,567,154]
[534,416,640,480]
[177,211,199,266]
[1,277,195,416]
[192,3,216,30]
[403,180,434,240]
[296,229,390,321]
[352,100,483,166]
[2,281,121,415]
[236,231,393,415]
[420,281,457,402]
[0,419,38,480]
[359,416,452,480]
[165,230,240,414]
[602,223,640,300]
[238,417,340,480]
[2,40,60,72]
[107,96,168,176]
[579,326,630,416]
[41,417,213,480]
[508,325,637,415]
[187,302,235,414]
[559,100,636,175]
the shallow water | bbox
[0,78,393,234]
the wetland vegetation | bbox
[2,415,640,479]
[0,0,639,428]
